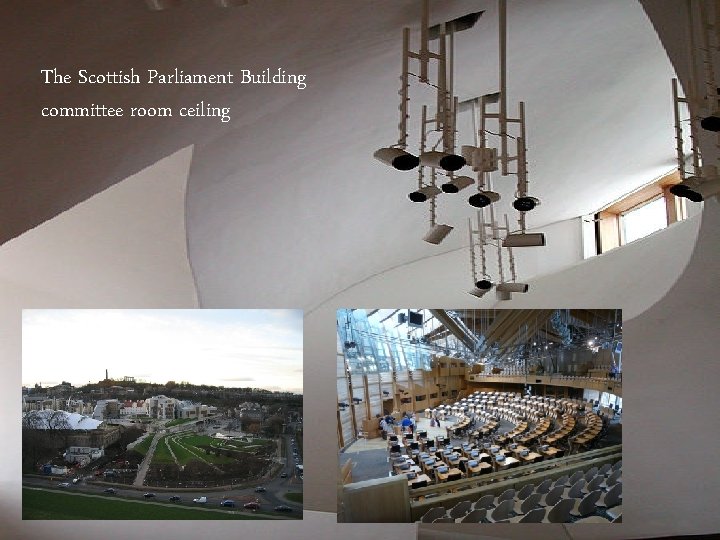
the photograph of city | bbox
[22,309,303,520]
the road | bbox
[23,434,302,515]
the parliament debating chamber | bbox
[337,309,622,523]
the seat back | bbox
[497,488,515,503]
[547,498,574,523]
[474,494,495,510]
[420,507,446,523]
[568,478,585,498]
[535,478,553,494]
[543,485,564,507]
[567,471,583,486]
[490,499,514,521]
[577,490,602,516]
[448,500,472,519]
[584,466,598,482]
[606,468,622,486]
[517,483,534,500]
[598,463,612,476]
[612,460,622,471]
[604,482,623,507]
[553,474,569,488]
[520,492,542,514]
[586,475,604,492]
[518,507,546,523]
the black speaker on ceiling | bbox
[408,310,424,327]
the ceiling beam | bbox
[429,309,478,351]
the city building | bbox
[144,395,176,420]
[92,399,121,420]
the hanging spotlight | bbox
[475,279,493,290]
[512,196,541,212]
[423,224,454,244]
[496,282,529,293]
[503,232,546,247]
[700,113,720,132]
[468,191,500,208]
[441,175,474,193]
[408,185,442,202]
[419,151,466,171]
[669,176,720,202]
[468,286,491,298]
[373,147,421,171]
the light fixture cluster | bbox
[669,1,720,202]
[373,0,547,301]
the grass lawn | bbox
[285,492,303,503]
[22,488,266,520]
[168,438,196,464]
[151,435,174,464]
[133,435,154,456]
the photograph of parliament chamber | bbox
[337,308,622,523]
[1,0,719,539]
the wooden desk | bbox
[467,461,492,476]
[408,473,432,487]
[494,456,520,471]
[519,452,543,463]
[539,446,562,458]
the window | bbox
[620,196,667,244]
[593,170,692,255]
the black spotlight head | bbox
[670,184,702,202]
[393,154,421,171]
[669,184,690,197]
[439,154,466,172]
[441,182,459,193]
[468,193,492,207]
[513,197,538,212]
[700,115,720,132]
[475,279,492,290]
[408,191,428,203]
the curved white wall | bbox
[0,146,199,508]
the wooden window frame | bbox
[595,170,686,254]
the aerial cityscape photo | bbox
[21,309,303,520]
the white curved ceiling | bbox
[3,0,678,309]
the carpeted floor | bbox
[339,413,621,483]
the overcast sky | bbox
[22,309,303,393]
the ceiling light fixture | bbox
[669,2,719,202]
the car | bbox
[169,495,181,502]
[103,488,116,494]
[274,505,293,512]
[193,496,207,504]
[243,502,260,510]
[58,482,70,488]
[220,499,235,507]
[143,493,156,498]
[280,472,288,478]
[254,486,266,492]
